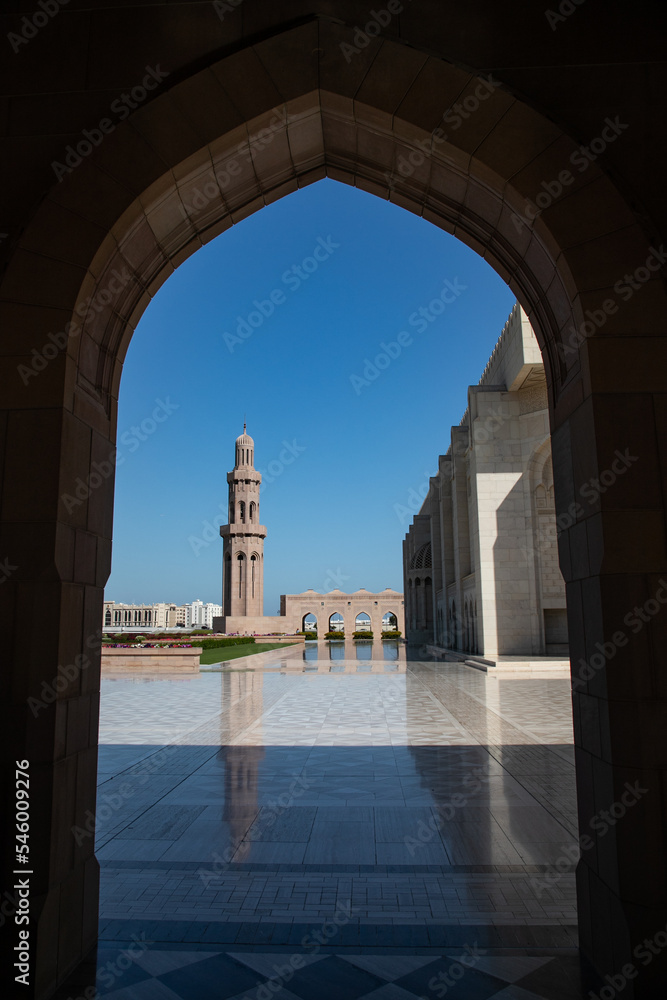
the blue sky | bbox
[105,179,516,612]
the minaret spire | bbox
[220,426,266,619]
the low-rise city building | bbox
[103,600,222,631]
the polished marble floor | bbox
[56,643,599,999]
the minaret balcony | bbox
[220,523,267,539]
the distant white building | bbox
[104,601,160,629]
[190,600,223,628]
[103,600,222,630]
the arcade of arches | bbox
[1,5,666,997]
[281,587,405,637]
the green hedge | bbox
[198,636,256,650]
[382,630,402,639]
[353,631,374,639]
[324,632,344,639]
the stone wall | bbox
[281,589,405,636]
[211,615,299,634]
[101,647,203,672]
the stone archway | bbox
[1,13,666,998]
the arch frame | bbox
[0,17,666,998]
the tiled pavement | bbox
[58,943,597,1000]
[56,643,597,999]
[98,865,574,925]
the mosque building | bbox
[403,305,568,660]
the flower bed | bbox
[103,642,193,648]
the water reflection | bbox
[210,640,407,674]
[300,639,405,671]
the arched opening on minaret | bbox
[237,553,245,600]
[224,554,231,608]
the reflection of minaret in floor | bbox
[220,670,265,861]
[219,668,265,743]
[223,745,264,862]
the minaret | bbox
[220,425,266,617]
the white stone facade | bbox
[403,304,568,658]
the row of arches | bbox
[406,576,433,634]
[224,552,261,603]
[104,608,154,626]
[447,598,479,655]
[301,612,399,633]
[230,500,256,524]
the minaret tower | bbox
[220,425,266,617]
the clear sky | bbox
[105,179,516,612]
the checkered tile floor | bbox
[58,944,597,1000]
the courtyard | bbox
[54,643,594,999]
